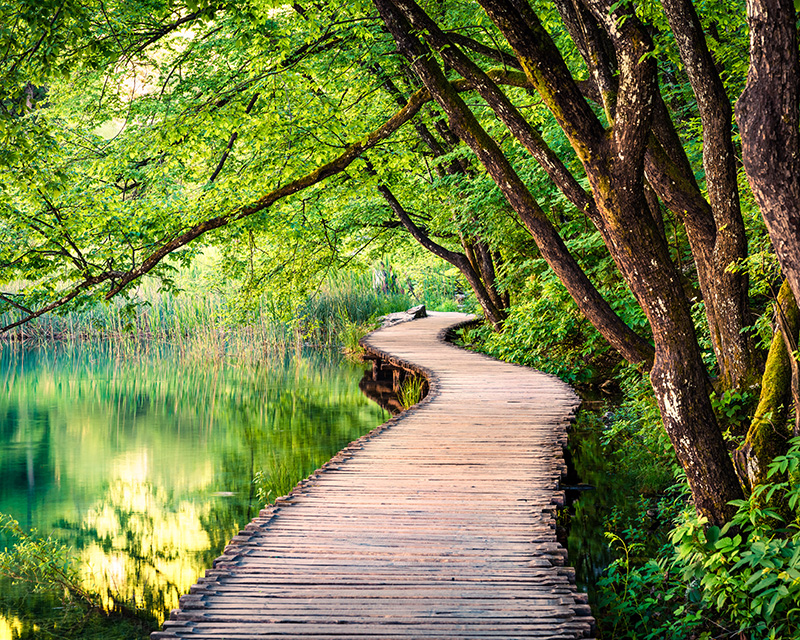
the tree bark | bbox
[550,0,618,122]
[736,0,800,309]
[660,0,755,391]
[554,0,756,391]
[391,0,611,242]
[374,0,655,367]
[474,241,506,313]
[475,0,744,524]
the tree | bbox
[1,0,799,526]
[737,0,800,309]
[373,0,742,524]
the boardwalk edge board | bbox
[152,312,596,639]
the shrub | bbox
[597,437,800,640]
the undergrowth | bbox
[598,439,800,639]
[458,316,800,640]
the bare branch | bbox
[0,271,124,333]
[0,293,33,315]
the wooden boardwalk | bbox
[152,312,594,639]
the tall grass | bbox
[398,374,426,409]
[0,292,296,365]
[0,266,435,351]
[295,271,413,348]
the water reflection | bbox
[0,340,387,630]
[563,406,614,600]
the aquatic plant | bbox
[0,269,421,354]
[398,374,426,410]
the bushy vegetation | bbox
[461,307,800,639]
[397,374,426,409]
[0,515,155,639]
[596,439,800,640]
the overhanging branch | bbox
[1,69,534,331]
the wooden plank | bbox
[151,312,594,640]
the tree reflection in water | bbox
[0,340,387,628]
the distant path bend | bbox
[153,311,595,639]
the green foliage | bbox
[464,278,608,384]
[0,0,414,322]
[593,372,678,495]
[295,270,412,347]
[0,263,434,359]
[252,456,297,506]
[597,438,800,640]
[0,514,95,608]
[669,438,800,639]
[711,388,756,436]
[397,374,426,409]
[339,319,376,361]
[597,541,705,640]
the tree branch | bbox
[209,91,260,182]
[2,67,533,329]
[0,293,33,315]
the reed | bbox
[296,271,412,347]
[398,374,426,409]
[0,263,459,350]
[0,284,291,349]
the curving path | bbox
[152,311,594,639]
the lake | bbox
[0,338,387,635]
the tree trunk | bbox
[392,0,613,243]
[374,0,655,367]
[660,0,755,391]
[475,0,744,524]
[734,280,799,492]
[552,0,755,391]
[593,155,744,526]
[376,184,507,329]
[736,0,800,309]
[549,0,617,121]
[474,241,506,313]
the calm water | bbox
[0,340,387,635]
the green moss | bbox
[735,280,798,492]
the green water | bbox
[0,340,387,636]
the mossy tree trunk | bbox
[470,0,744,524]
[734,281,799,492]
